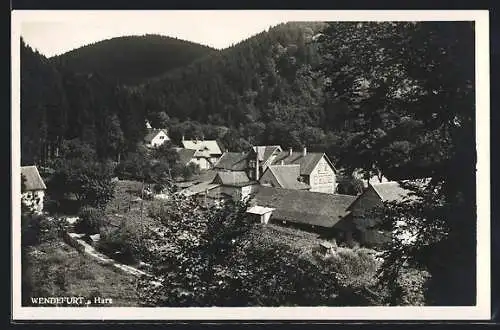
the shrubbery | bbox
[22,210,68,247]
[74,206,104,235]
[97,226,143,265]
[316,247,382,305]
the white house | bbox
[144,121,170,148]
[181,138,223,170]
[21,165,47,214]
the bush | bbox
[75,207,104,235]
[326,247,380,289]
[393,267,431,306]
[21,212,43,247]
[22,210,67,246]
[97,227,142,265]
[335,175,364,195]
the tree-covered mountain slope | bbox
[51,34,218,85]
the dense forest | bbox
[21,22,332,165]
[51,34,217,85]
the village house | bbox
[181,137,223,170]
[248,145,283,180]
[216,145,337,194]
[175,148,197,167]
[340,180,428,247]
[177,170,259,205]
[212,171,260,202]
[214,151,250,172]
[259,164,311,190]
[268,147,337,194]
[144,121,170,148]
[248,186,356,236]
[21,165,47,214]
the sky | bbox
[17,10,483,58]
[19,11,300,57]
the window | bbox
[159,136,164,139]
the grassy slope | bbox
[25,240,139,306]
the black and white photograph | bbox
[11,10,490,320]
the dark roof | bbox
[214,171,253,186]
[144,128,169,143]
[192,169,218,183]
[251,187,357,228]
[214,152,249,171]
[271,151,332,175]
[262,165,310,190]
[371,180,429,202]
[176,148,196,165]
[21,166,47,191]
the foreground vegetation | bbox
[22,212,139,306]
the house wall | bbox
[22,190,45,214]
[308,157,336,194]
[218,184,258,202]
[267,217,327,235]
[261,212,272,224]
[347,186,388,247]
[190,157,211,170]
[149,131,170,147]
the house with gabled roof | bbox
[176,170,259,205]
[144,128,170,148]
[181,137,223,170]
[216,146,337,194]
[214,151,250,172]
[248,186,356,235]
[176,148,197,167]
[340,179,430,247]
[259,164,310,190]
[249,145,283,178]
[21,165,47,214]
[268,147,337,194]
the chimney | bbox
[302,147,307,157]
[288,147,293,156]
[255,150,260,180]
[281,160,284,165]
[181,135,185,142]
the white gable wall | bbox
[308,156,336,194]
[149,131,170,147]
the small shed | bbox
[318,241,336,255]
[246,205,275,224]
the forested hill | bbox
[140,22,331,150]
[51,35,218,86]
[21,38,147,165]
[20,22,330,165]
